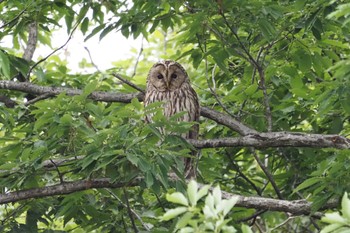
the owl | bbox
[144,60,200,178]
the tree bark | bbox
[0,178,338,215]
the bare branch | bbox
[0,178,338,215]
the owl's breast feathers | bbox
[144,84,199,124]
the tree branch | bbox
[112,73,145,94]
[0,178,138,205]
[22,21,38,62]
[188,132,350,149]
[0,80,142,103]
[1,81,350,150]
[0,178,338,215]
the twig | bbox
[106,188,151,231]
[269,215,297,231]
[49,159,64,184]
[207,63,237,119]
[112,73,145,94]
[24,93,53,106]
[251,148,283,199]
[225,151,262,196]
[257,67,273,132]
[0,7,27,29]
[220,13,259,68]
[220,13,273,131]
[123,188,138,233]
[26,22,79,79]
[131,37,144,79]
[84,46,101,72]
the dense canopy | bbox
[1,0,350,232]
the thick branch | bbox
[188,132,350,149]
[0,178,338,215]
[0,80,142,103]
[0,178,138,205]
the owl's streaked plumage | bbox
[144,60,200,178]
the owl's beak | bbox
[165,79,170,89]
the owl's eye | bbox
[171,73,177,79]
[157,74,164,79]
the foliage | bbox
[321,192,350,233]
[160,180,250,233]
[0,0,350,232]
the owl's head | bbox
[147,60,189,91]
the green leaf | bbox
[81,17,89,35]
[293,177,323,193]
[222,197,239,216]
[126,154,139,166]
[320,223,343,233]
[213,185,222,206]
[85,24,106,42]
[241,224,252,233]
[166,192,189,206]
[60,114,73,125]
[145,171,154,188]
[244,83,258,96]
[197,185,210,202]
[0,50,11,78]
[321,212,347,224]
[342,193,350,220]
[176,212,193,229]
[294,49,311,72]
[258,18,277,41]
[77,5,90,23]
[83,80,98,96]
[187,180,198,206]
[161,207,188,221]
